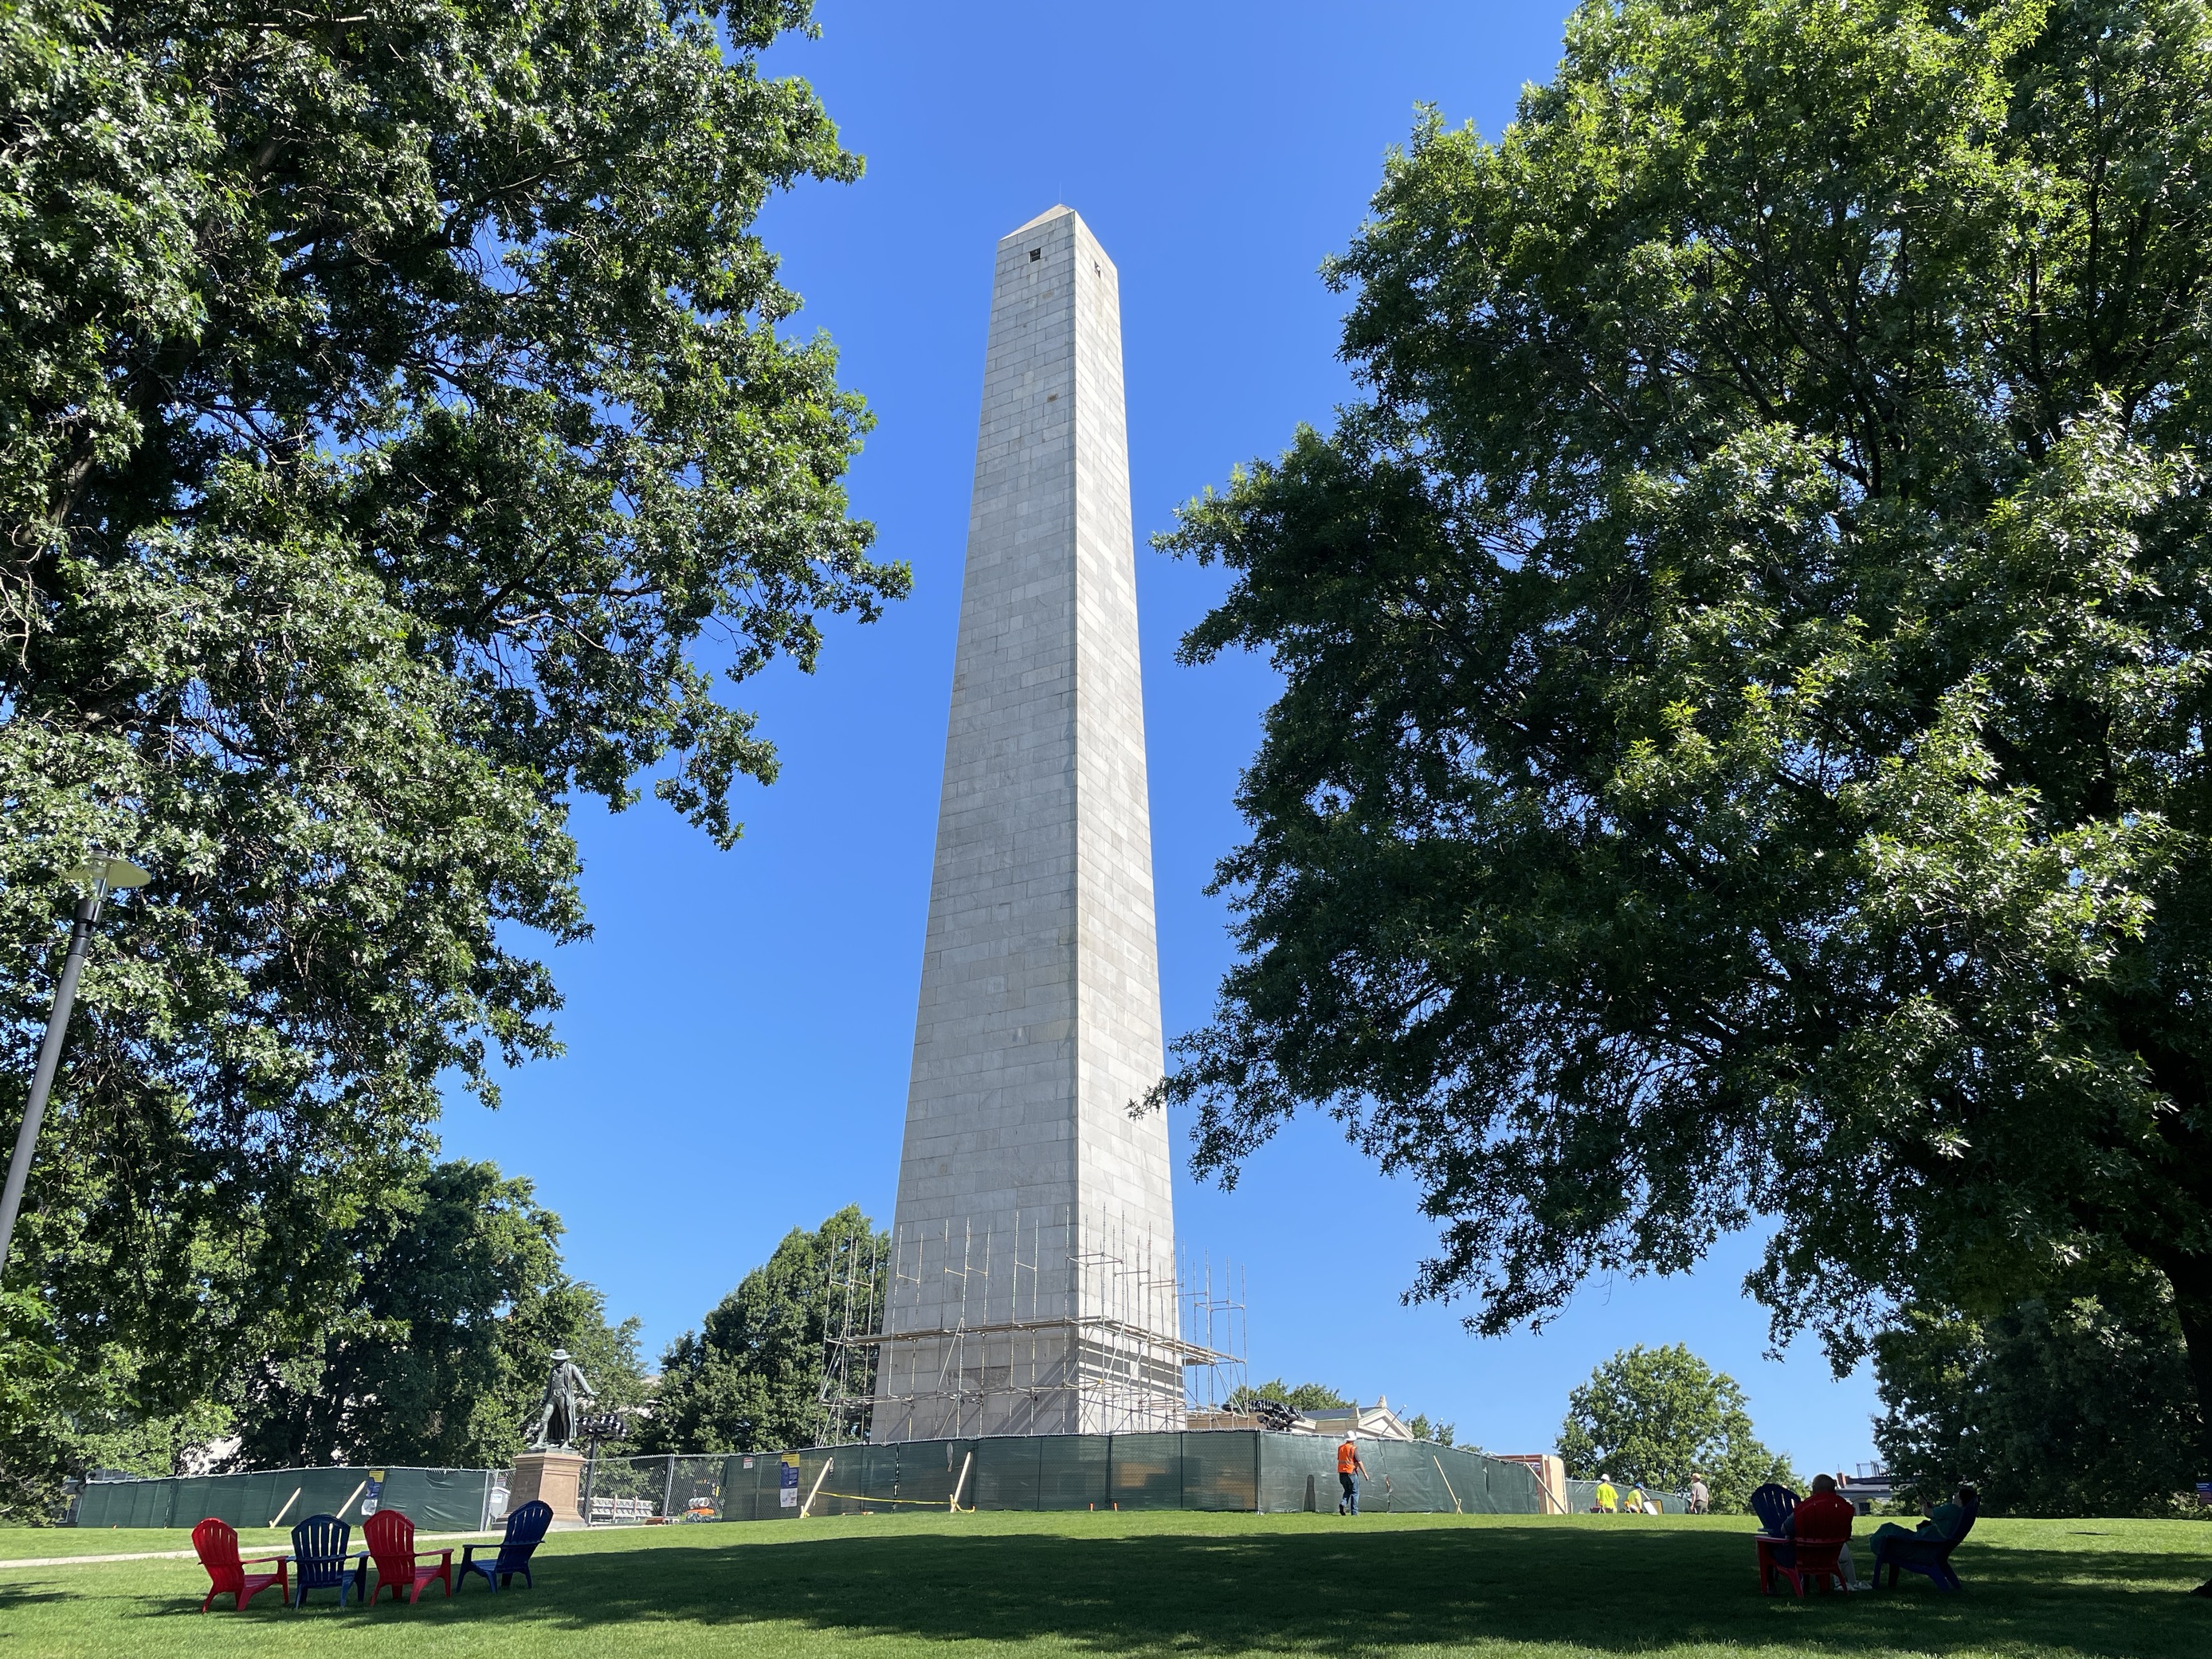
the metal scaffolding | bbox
[814,1209,1245,1445]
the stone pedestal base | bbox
[507,1449,588,1530]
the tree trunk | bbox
[2164,1258,2212,1480]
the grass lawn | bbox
[1,1511,2206,1659]
[0,1525,206,1559]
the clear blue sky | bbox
[437,0,1885,1473]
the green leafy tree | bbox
[2,1160,637,1518]
[1151,0,2212,1465]
[226,1161,645,1469]
[1403,1412,1458,1447]
[0,0,901,1495]
[1874,1277,2202,1516]
[0,1289,78,1521]
[2,1286,236,1520]
[1559,1345,1792,1511]
[637,1206,884,1453]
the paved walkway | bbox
[0,1529,500,1570]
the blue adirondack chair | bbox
[290,1513,355,1608]
[459,1500,554,1592]
[1873,1491,1980,1591]
[1749,1482,1798,1536]
[1747,1482,1802,1590]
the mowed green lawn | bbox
[2,1511,2206,1659]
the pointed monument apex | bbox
[1010,202,1077,233]
[871,210,1182,1440]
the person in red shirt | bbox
[1783,1472,1863,1590]
[1336,1436,1367,1515]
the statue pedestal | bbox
[508,1449,589,1530]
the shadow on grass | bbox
[139,1523,2212,1657]
[0,1580,75,1618]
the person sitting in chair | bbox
[1873,1483,1975,1547]
[1782,1472,1863,1590]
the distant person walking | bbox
[1594,1476,1619,1513]
[1689,1474,1710,1514]
[1336,1435,1367,1515]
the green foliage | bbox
[1226,1379,1352,1412]
[1558,1346,1792,1512]
[1151,0,2212,1464]
[638,1207,884,1453]
[1,1281,237,1521]
[0,1289,73,1521]
[0,0,900,1497]
[1,1159,637,1521]
[1875,1277,2204,1517]
[226,1161,645,1470]
[1403,1412,1458,1448]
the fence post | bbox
[664,1453,677,1522]
[1432,1453,1462,1514]
[799,1456,834,1518]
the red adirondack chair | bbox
[1755,1492,1855,1597]
[192,1516,289,1612]
[1763,1524,1852,1596]
[359,1508,454,1606]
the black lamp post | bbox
[0,853,150,1279]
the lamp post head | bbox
[62,855,151,895]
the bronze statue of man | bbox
[527,1347,597,1452]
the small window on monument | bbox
[1029,249,1041,261]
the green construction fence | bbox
[73,1465,500,1533]
[584,1431,1555,1522]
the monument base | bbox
[507,1449,589,1530]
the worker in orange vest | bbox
[1336,1434,1367,1515]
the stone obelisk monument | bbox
[873,208,1181,1440]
